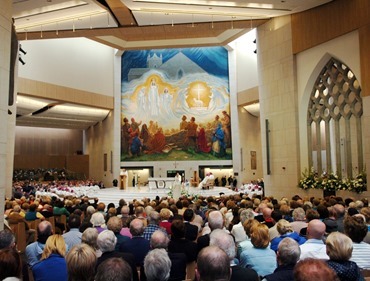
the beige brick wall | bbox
[257,16,301,198]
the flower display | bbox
[298,168,367,194]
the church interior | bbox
[1,0,370,218]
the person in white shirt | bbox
[231,209,254,243]
[299,219,329,260]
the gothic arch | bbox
[307,57,363,178]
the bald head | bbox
[38,220,52,233]
[263,208,272,220]
[307,219,326,239]
[37,220,53,243]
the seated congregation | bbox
[2,189,370,281]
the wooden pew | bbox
[54,215,67,234]
[362,269,370,280]
[8,222,27,253]
[26,219,41,242]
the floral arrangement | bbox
[167,185,198,200]
[298,168,367,193]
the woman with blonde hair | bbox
[270,219,306,251]
[32,234,68,281]
[239,223,277,278]
[66,244,97,281]
[326,232,364,281]
[159,208,172,235]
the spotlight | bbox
[253,50,257,54]
[253,39,256,44]
[19,45,27,55]
[19,56,25,65]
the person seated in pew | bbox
[0,229,30,281]
[25,221,53,268]
[7,204,36,245]
[25,203,44,221]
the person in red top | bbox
[159,208,172,235]
[197,125,211,153]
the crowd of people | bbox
[11,180,104,200]
[13,169,77,182]
[2,188,370,280]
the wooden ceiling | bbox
[13,0,333,50]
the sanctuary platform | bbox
[94,185,239,207]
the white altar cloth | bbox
[148,177,175,189]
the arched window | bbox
[307,57,363,178]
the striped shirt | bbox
[350,242,370,269]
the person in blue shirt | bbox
[32,234,68,281]
[270,219,306,252]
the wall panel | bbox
[292,0,370,54]
[14,155,89,178]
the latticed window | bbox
[307,57,363,178]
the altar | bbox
[148,177,175,189]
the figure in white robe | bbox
[137,87,146,113]
[172,173,182,199]
[162,88,173,115]
[148,79,160,116]
[198,172,215,189]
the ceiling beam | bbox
[18,78,114,110]
[16,19,268,49]
[105,0,137,26]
